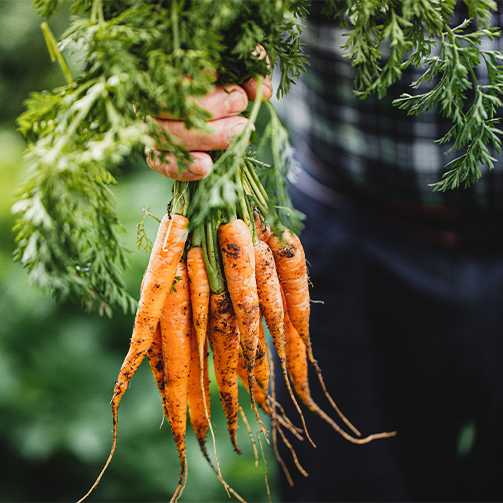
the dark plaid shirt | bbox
[275,3,503,210]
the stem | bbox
[171,0,181,53]
[172,180,190,216]
[91,0,104,24]
[191,224,203,248]
[237,167,257,245]
[244,186,258,246]
[202,218,225,294]
[243,159,269,214]
[41,22,74,85]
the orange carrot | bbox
[270,229,362,436]
[254,239,314,446]
[208,289,241,452]
[218,219,263,431]
[237,347,272,416]
[186,245,212,453]
[254,320,271,396]
[113,213,188,412]
[254,240,285,354]
[78,213,187,503]
[186,245,210,367]
[268,229,311,358]
[282,287,396,445]
[187,327,210,458]
[147,322,169,419]
[161,260,192,503]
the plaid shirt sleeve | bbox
[274,2,503,210]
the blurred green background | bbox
[0,1,277,501]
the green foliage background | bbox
[0,1,276,501]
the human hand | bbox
[146,73,273,181]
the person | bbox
[146,3,503,501]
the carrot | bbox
[282,286,396,445]
[113,213,188,413]
[77,212,187,503]
[237,346,272,416]
[218,219,264,432]
[268,229,311,357]
[186,244,212,450]
[147,322,169,419]
[187,327,211,458]
[253,239,314,446]
[208,289,241,453]
[269,229,362,436]
[161,260,192,503]
[254,320,271,396]
[186,245,210,370]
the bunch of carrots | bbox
[78,151,396,503]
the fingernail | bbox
[226,121,248,142]
[189,156,213,176]
[225,89,247,114]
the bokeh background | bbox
[0,1,277,501]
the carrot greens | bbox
[13,0,503,316]
[14,0,308,314]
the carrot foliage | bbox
[13,0,309,315]
[13,0,503,315]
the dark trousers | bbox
[276,182,503,502]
